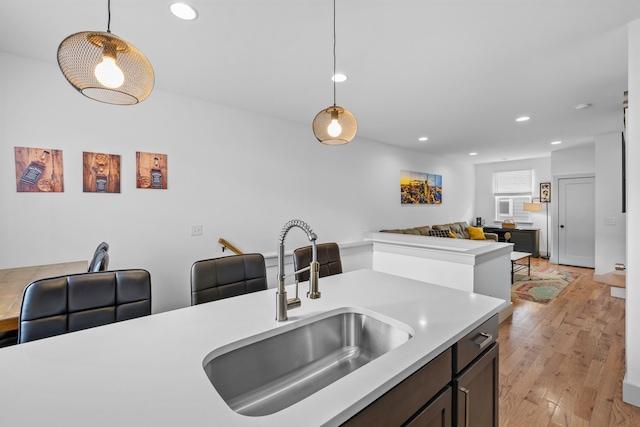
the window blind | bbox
[493,170,533,195]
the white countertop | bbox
[364,231,513,264]
[0,269,504,426]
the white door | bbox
[558,176,595,267]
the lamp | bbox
[523,198,550,259]
[57,0,154,105]
[312,0,357,144]
[522,202,542,212]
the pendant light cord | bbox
[333,0,337,107]
[107,0,112,33]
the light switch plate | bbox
[190,224,203,236]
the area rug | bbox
[512,266,581,304]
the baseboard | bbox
[611,286,626,299]
[499,302,513,323]
[624,376,640,408]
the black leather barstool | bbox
[0,330,18,348]
[190,253,267,305]
[18,269,151,343]
[293,242,343,283]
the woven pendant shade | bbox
[57,31,154,105]
[312,106,357,145]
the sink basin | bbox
[202,307,413,416]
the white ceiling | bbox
[2,0,639,164]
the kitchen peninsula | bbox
[365,231,513,322]
[0,269,504,426]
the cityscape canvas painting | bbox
[400,170,442,204]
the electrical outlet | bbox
[190,224,203,236]
[604,217,616,226]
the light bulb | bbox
[327,119,342,137]
[327,109,342,137]
[95,56,124,89]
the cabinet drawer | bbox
[342,348,452,427]
[453,314,498,374]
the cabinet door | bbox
[453,343,499,427]
[405,386,452,427]
[509,231,531,252]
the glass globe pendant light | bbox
[57,0,154,105]
[312,0,357,145]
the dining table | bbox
[0,260,87,333]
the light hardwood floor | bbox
[498,258,640,426]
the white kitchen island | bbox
[0,269,504,426]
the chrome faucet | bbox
[276,219,320,321]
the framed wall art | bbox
[400,170,442,205]
[540,182,551,203]
[83,152,121,193]
[14,146,64,193]
[136,152,167,189]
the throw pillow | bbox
[428,229,451,238]
[468,226,486,240]
[449,231,458,238]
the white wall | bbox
[594,132,626,276]
[624,18,640,407]
[550,144,596,176]
[0,53,475,313]
[549,145,596,264]
[474,157,551,255]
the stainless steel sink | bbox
[202,308,413,416]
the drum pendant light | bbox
[57,0,154,105]
[312,0,357,145]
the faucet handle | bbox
[287,297,301,310]
[307,261,321,299]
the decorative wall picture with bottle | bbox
[400,170,442,205]
[136,152,167,189]
[83,152,121,193]
[14,146,65,193]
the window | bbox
[493,170,533,223]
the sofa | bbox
[380,221,499,242]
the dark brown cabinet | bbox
[454,343,499,427]
[342,315,499,427]
[483,227,540,257]
[406,387,452,427]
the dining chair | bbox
[190,253,267,305]
[93,241,109,257]
[293,242,343,283]
[18,269,151,343]
[88,247,109,272]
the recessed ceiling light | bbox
[170,3,198,20]
[418,137,428,142]
[331,73,348,82]
[551,141,562,145]
[516,116,530,122]
[469,152,478,156]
